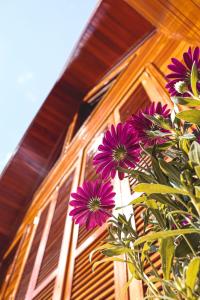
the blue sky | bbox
[0,0,97,173]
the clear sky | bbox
[0,0,97,173]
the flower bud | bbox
[174,81,188,94]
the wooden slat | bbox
[72,263,113,293]
[119,83,151,122]
[71,232,115,300]
[33,279,55,300]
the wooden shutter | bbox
[0,227,33,300]
[15,204,50,300]
[36,174,73,287]
[71,232,115,300]
[26,170,75,300]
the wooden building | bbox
[0,1,200,299]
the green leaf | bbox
[148,200,166,228]
[147,130,171,138]
[102,247,130,257]
[146,199,158,210]
[176,110,200,124]
[152,157,168,185]
[188,141,200,165]
[195,186,200,198]
[144,114,172,131]
[159,159,181,185]
[116,196,147,210]
[179,138,191,155]
[133,183,188,195]
[134,228,200,246]
[195,165,200,178]
[175,234,200,257]
[186,257,200,291]
[128,262,140,280]
[171,105,181,127]
[172,96,200,107]
[89,243,115,262]
[149,194,179,210]
[130,170,155,184]
[191,62,199,97]
[156,141,176,151]
[159,238,174,280]
[92,257,128,271]
[141,242,150,263]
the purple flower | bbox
[172,218,191,229]
[93,123,141,180]
[166,47,200,96]
[69,180,115,230]
[181,219,189,227]
[127,102,171,146]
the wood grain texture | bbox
[126,0,200,42]
[71,232,115,300]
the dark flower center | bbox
[113,145,127,161]
[150,123,159,131]
[88,197,101,212]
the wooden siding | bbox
[1,1,200,300]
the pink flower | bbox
[93,123,141,180]
[127,102,170,146]
[69,180,115,230]
[166,47,200,96]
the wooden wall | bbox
[1,1,200,299]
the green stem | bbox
[173,194,190,211]
[169,213,196,256]
[168,210,199,225]
[127,252,159,297]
